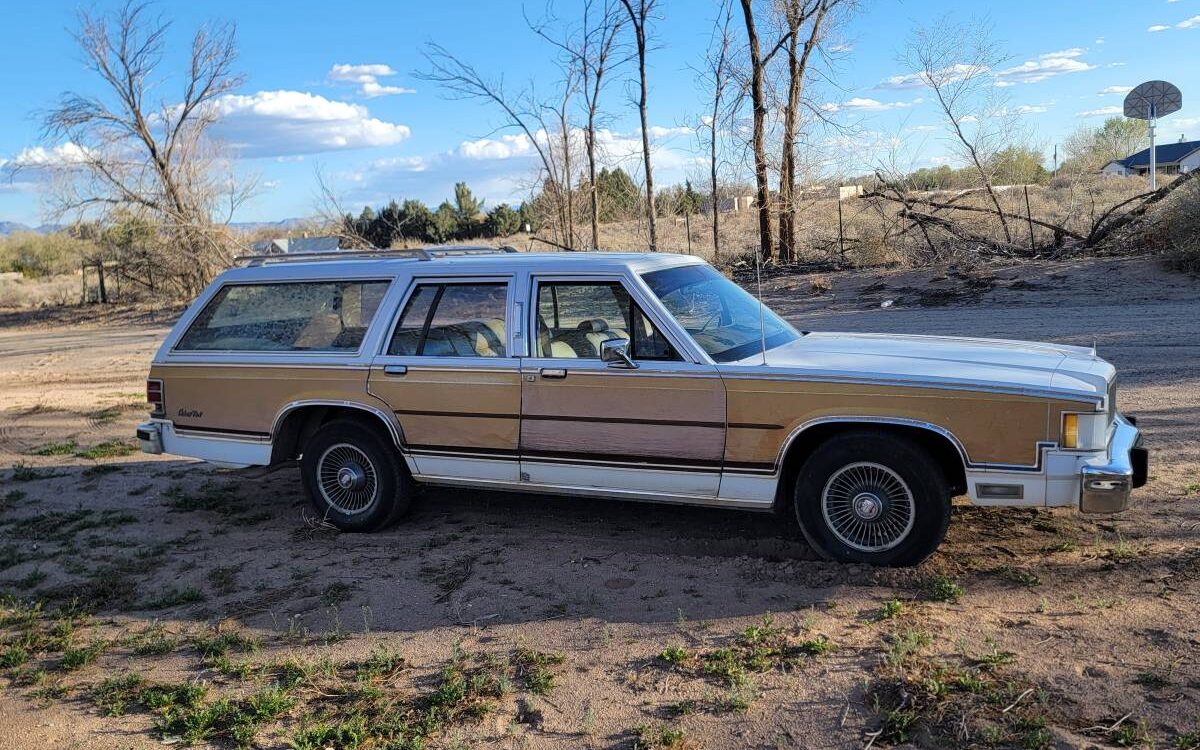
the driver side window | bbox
[535,281,676,361]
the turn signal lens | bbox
[1063,414,1079,448]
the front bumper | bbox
[1079,414,1147,513]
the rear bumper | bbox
[1079,414,1146,514]
[137,421,163,454]
[136,419,270,468]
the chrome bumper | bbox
[136,421,163,455]
[1079,414,1146,513]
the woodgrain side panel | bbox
[520,370,726,464]
[723,378,1086,469]
[150,364,372,435]
[367,366,521,452]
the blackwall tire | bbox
[300,420,411,532]
[793,430,951,567]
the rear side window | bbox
[176,280,390,352]
[388,282,508,357]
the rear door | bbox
[368,275,522,482]
[519,274,726,497]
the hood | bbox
[725,332,1113,402]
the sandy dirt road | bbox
[0,257,1197,749]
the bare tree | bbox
[417,44,578,245]
[738,0,797,262]
[902,18,1015,243]
[620,0,659,251]
[580,1,626,250]
[39,1,245,295]
[529,2,626,250]
[700,1,736,261]
[775,0,837,263]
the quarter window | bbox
[176,280,390,352]
[387,283,508,357]
[535,281,676,360]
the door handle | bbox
[539,368,567,379]
[383,365,408,376]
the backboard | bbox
[1124,80,1182,120]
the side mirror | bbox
[600,339,638,369]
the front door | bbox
[520,276,726,497]
[368,276,521,482]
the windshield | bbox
[641,264,800,362]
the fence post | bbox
[837,199,845,261]
[1024,185,1036,252]
[97,261,107,304]
[685,210,692,254]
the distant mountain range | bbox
[0,218,310,237]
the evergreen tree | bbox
[486,204,521,237]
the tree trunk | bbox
[635,33,656,250]
[776,17,800,263]
[623,0,657,251]
[587,119,600,250]
[739,0,773,261]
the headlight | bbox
[1062,412,1108,450]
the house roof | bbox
[1118,140,1200,168]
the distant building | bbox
[250,236,341,255]
[1102,138,1200,177]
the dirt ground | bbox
[1,256,1198,750]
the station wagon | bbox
[137,247,1147,565]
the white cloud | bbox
[1014,104,1050,114]
[9,143,93,167]
[875,64,983,91]
[208,90,411,157]
[1098,85,1132,95]
[340,124,702,209]
[1095,36,1105,45]
[1076,106,1123,117]
[327,63,415,98]
[647,125,695,138]
[823,96,923,113]
[1178,14,1200,27]
[994,48,1095,86]
[1148,24,1171,31]
[929,155,956,166]
[458,133,535,160]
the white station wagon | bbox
[138,247,1146,566]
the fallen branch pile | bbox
[863,168,1199,260]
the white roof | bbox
[220,250,706,283]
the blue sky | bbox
[1,0,1197,226]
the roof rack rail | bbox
[233,245,518,267]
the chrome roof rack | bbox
[234,245,519,267]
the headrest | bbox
[577,318,609,332]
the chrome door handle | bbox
[383,365,408,376]
[539,368,567,379]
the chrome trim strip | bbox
[172,428,271,444]
[270,399,408,452]
[153,362,371,370]
[720,371,1102,405]
[773,416,1054,474]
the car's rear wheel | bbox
[793,430,951,566]
[300,420,411,531]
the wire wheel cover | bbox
[821,462,915,552]
[317,443,378,515]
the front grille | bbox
[1107,379,1117,423]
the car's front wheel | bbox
[300,419,412,531]
[793,430,951,566]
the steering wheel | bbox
[698,310,723,333]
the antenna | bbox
[1124,80,1183,191]
[754,246,768,366]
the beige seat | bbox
[293,312,343,350]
